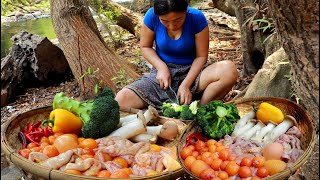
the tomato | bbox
[204,156,214,166]
[48,135,55,145]
[201,147,209,153]
[216,145,225,152]
[180,147,193,160]
[30,147,41,152]
[212,178,222,180]
[122,168,133,175]
[27,142,38,149]
[190,160,210,177]
[218,149,230,161]
[53,134,78,153]
[65,169,82,175]
[225,161,240,176]
[201,152,212,161]
[113,157,128,168]
[81,148,95,156]
[77,137,85,144]
[208,145,216,153]
[191,150,199,158]
[40,137,50,144]
[18,148,31,159]
[110,170,129,178]
[211,152,219,159]
[238,166,252,178]
[218,171,229,179]
[200,168,215,180]
[215,142,223,147]
[206,139,217,146]
[188,145,196,151]
[220,160,229,171]
[40,142,50,149]
[256,167,269,178]
[79,138,98,149]
[211,158,223,170]
[42,145,59,158]
[184,156,196,170]
[240,157,253,167]
[252,156,266,168]
[97,170,111,177]
[195,140,206,151]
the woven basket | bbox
[177,97,317,180]
[1,105,188,180]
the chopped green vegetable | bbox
[196,100,240,139]
[161,101,199,120]
[53,87,120,139]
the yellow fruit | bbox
[264,160,287,175]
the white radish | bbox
[263,116,297,145]
[231,121,255,137]
[251,121,277,142]
[240,121,265,139]
[233,110,255,132]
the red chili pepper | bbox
[28,131,43,136]
[184,132,207,148]
[27,122,32,132]
[23,132,40,146]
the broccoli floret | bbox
[180,105,195,120]
[161,102,182,118]
[53,87,120,138]
[196,100,240,139]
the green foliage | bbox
[253,17,276,44]
[196,100,240,139]
[53,87,120,139]
[1,0,50,16]
[111,69,134,89]
[80,67,103,94]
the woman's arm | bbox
[140,24,171,89]
[178,26,209,104]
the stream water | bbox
[1,17,56,58]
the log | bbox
[1,31,70,107]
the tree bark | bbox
[268,0,319,125]
[101,0,143,39]
[50,0,139,99]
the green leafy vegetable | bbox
[196,100,240,139]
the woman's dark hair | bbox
[153,0,188,15]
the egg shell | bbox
[263,142,284,160]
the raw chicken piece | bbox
[28,152,49,162]
[40,150,74,169]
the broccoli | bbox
[162,102,182,118]
[52,87,120,139]
[196,100,240,139]
[180,105,194,120]
[162,101,199,120]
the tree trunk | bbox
[101,0,143,39]
[233,0,273,76]
[268,0,319,126]
[50,0,139,99]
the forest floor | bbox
[1,3,318,180]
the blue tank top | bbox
[143,7,208,65]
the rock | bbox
[1,31,71,107]
[1,165,28,180]
[244,47,292,98]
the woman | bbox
[115,0,238,109]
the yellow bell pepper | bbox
[46,109,83,135]
[256,102,284,124]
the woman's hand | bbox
[156,67,171,89]
[177,84,192,105]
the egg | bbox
[262,142,283,160]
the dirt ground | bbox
[1,6,319,180]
